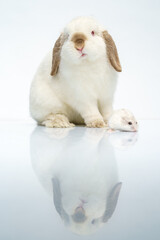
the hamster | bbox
[108,109,138,132]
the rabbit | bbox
[30,16,122,128]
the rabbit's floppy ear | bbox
[102,31,122,72]
[102,182,122,222]
[52,178,70,223]
[50,34,66,76]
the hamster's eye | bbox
[91,31,95,36]
[136,122,138,124]
[128,122,132,125]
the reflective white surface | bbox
[0,121,160,239]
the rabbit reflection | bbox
[30,127,122,235]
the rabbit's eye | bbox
[128,122,132,125]
[91,31,95,36]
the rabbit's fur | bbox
[30,17,122,128]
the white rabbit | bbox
[30,16,122,128]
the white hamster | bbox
[108,109,138,132]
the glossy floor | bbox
[0,120,160,240]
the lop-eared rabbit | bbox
[30,17,122,128]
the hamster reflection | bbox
[109,131,138,150]
[30,127,124,235]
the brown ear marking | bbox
[102,31,122,72]
[50,34,66,76]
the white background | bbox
[0,0,160,122]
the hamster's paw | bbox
[42,113,75,128]
[86,119,105,128]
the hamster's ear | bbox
[102,182,122,222]
[50,33,65,76]
[102,31,122,72]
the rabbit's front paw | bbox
[42,113,75,128]
[86,119,105,128]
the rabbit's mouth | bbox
[76,47,87,58]
[81,53,87,57]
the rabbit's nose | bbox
[76,46,84,52]
[71,33,87,51]
[75,39,85,51]
[76,39,84,45]
[72,207,87,223]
